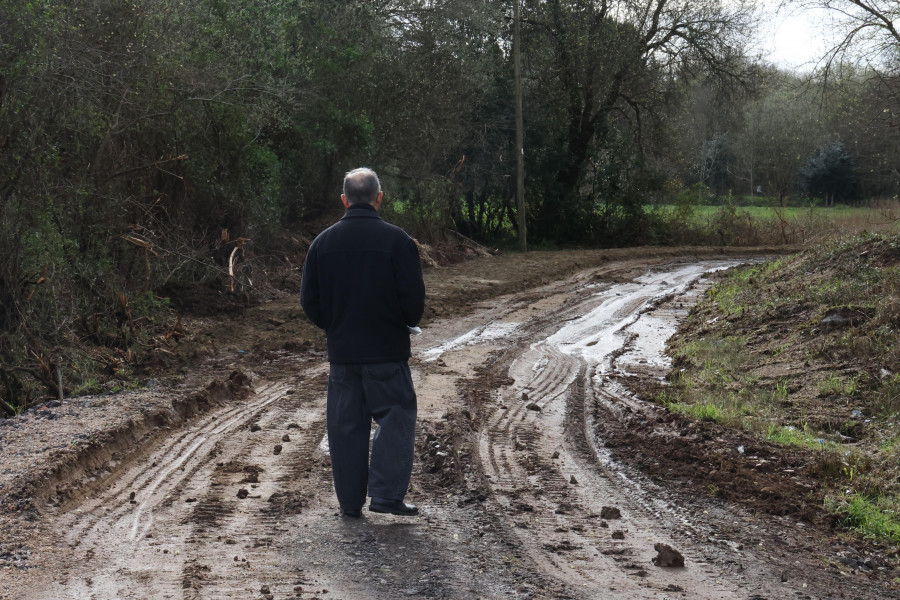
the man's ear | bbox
[341,194,350,208]
[373,191,384,210]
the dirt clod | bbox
[653,543,685,567]
[250,424,261,432]
[600,506,621,520]
[612,530,625,540]
[526,402,542,412]
[273,445,282,455]
[236,488,249,499]
[282,434,290,442]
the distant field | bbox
[655,202,900,240]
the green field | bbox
[652,201,900,245]
[687,203,899,222]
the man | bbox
[300,167,425,518]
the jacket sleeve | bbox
[300,242,325,329]
[395,237,426,327]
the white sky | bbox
[755,3,841,70]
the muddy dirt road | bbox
[4,256,894,599]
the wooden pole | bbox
[513,0,527,253]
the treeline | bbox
[674,66,900,207]
[1,0,899,411]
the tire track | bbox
[474,260,755,598]
[26,378,315,599]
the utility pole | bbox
[513,0,527,252]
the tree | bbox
[799,0,900,197]
[799,141,858,205]
[740,80,824,206]
[520,0,754,243]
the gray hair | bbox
[343,167,382,205]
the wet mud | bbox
[1,254,896,599]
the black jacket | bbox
[300,203,425,363]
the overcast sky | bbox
[755,3,841,70]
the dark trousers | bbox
[326,361,417,511]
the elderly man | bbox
[300,167,425,518]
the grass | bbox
[653,200,900,246]
[665,400,723,422]
[656,199,900,227]
[839,494,900,544]
[817,372,860,397]
[766,423,839,451]
[691,204,898,222]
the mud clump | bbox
[236,488,249,499]
[267,491,305,514]
[600,506,621,520]
[273,445,282,455]
[240,465,263,484]
[228,370,253,390]
[653,543,685,567]
[418,418,471,489]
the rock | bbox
[260,585,271,594]
[250,424,262,432]
[287,422,300,429]
[600,506,621,520]
[273,445,282,455]
[526,403,542,412]
[569,475,578,485]
[653,543,685,567]
[551,451,560,459]
[237,489,249,499]
[612,530,625,540]
[522,392,529,401]
[282,434,291,442]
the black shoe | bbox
[340,509,362,518]
[369,500,419,516]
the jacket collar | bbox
[341,203,381,220]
